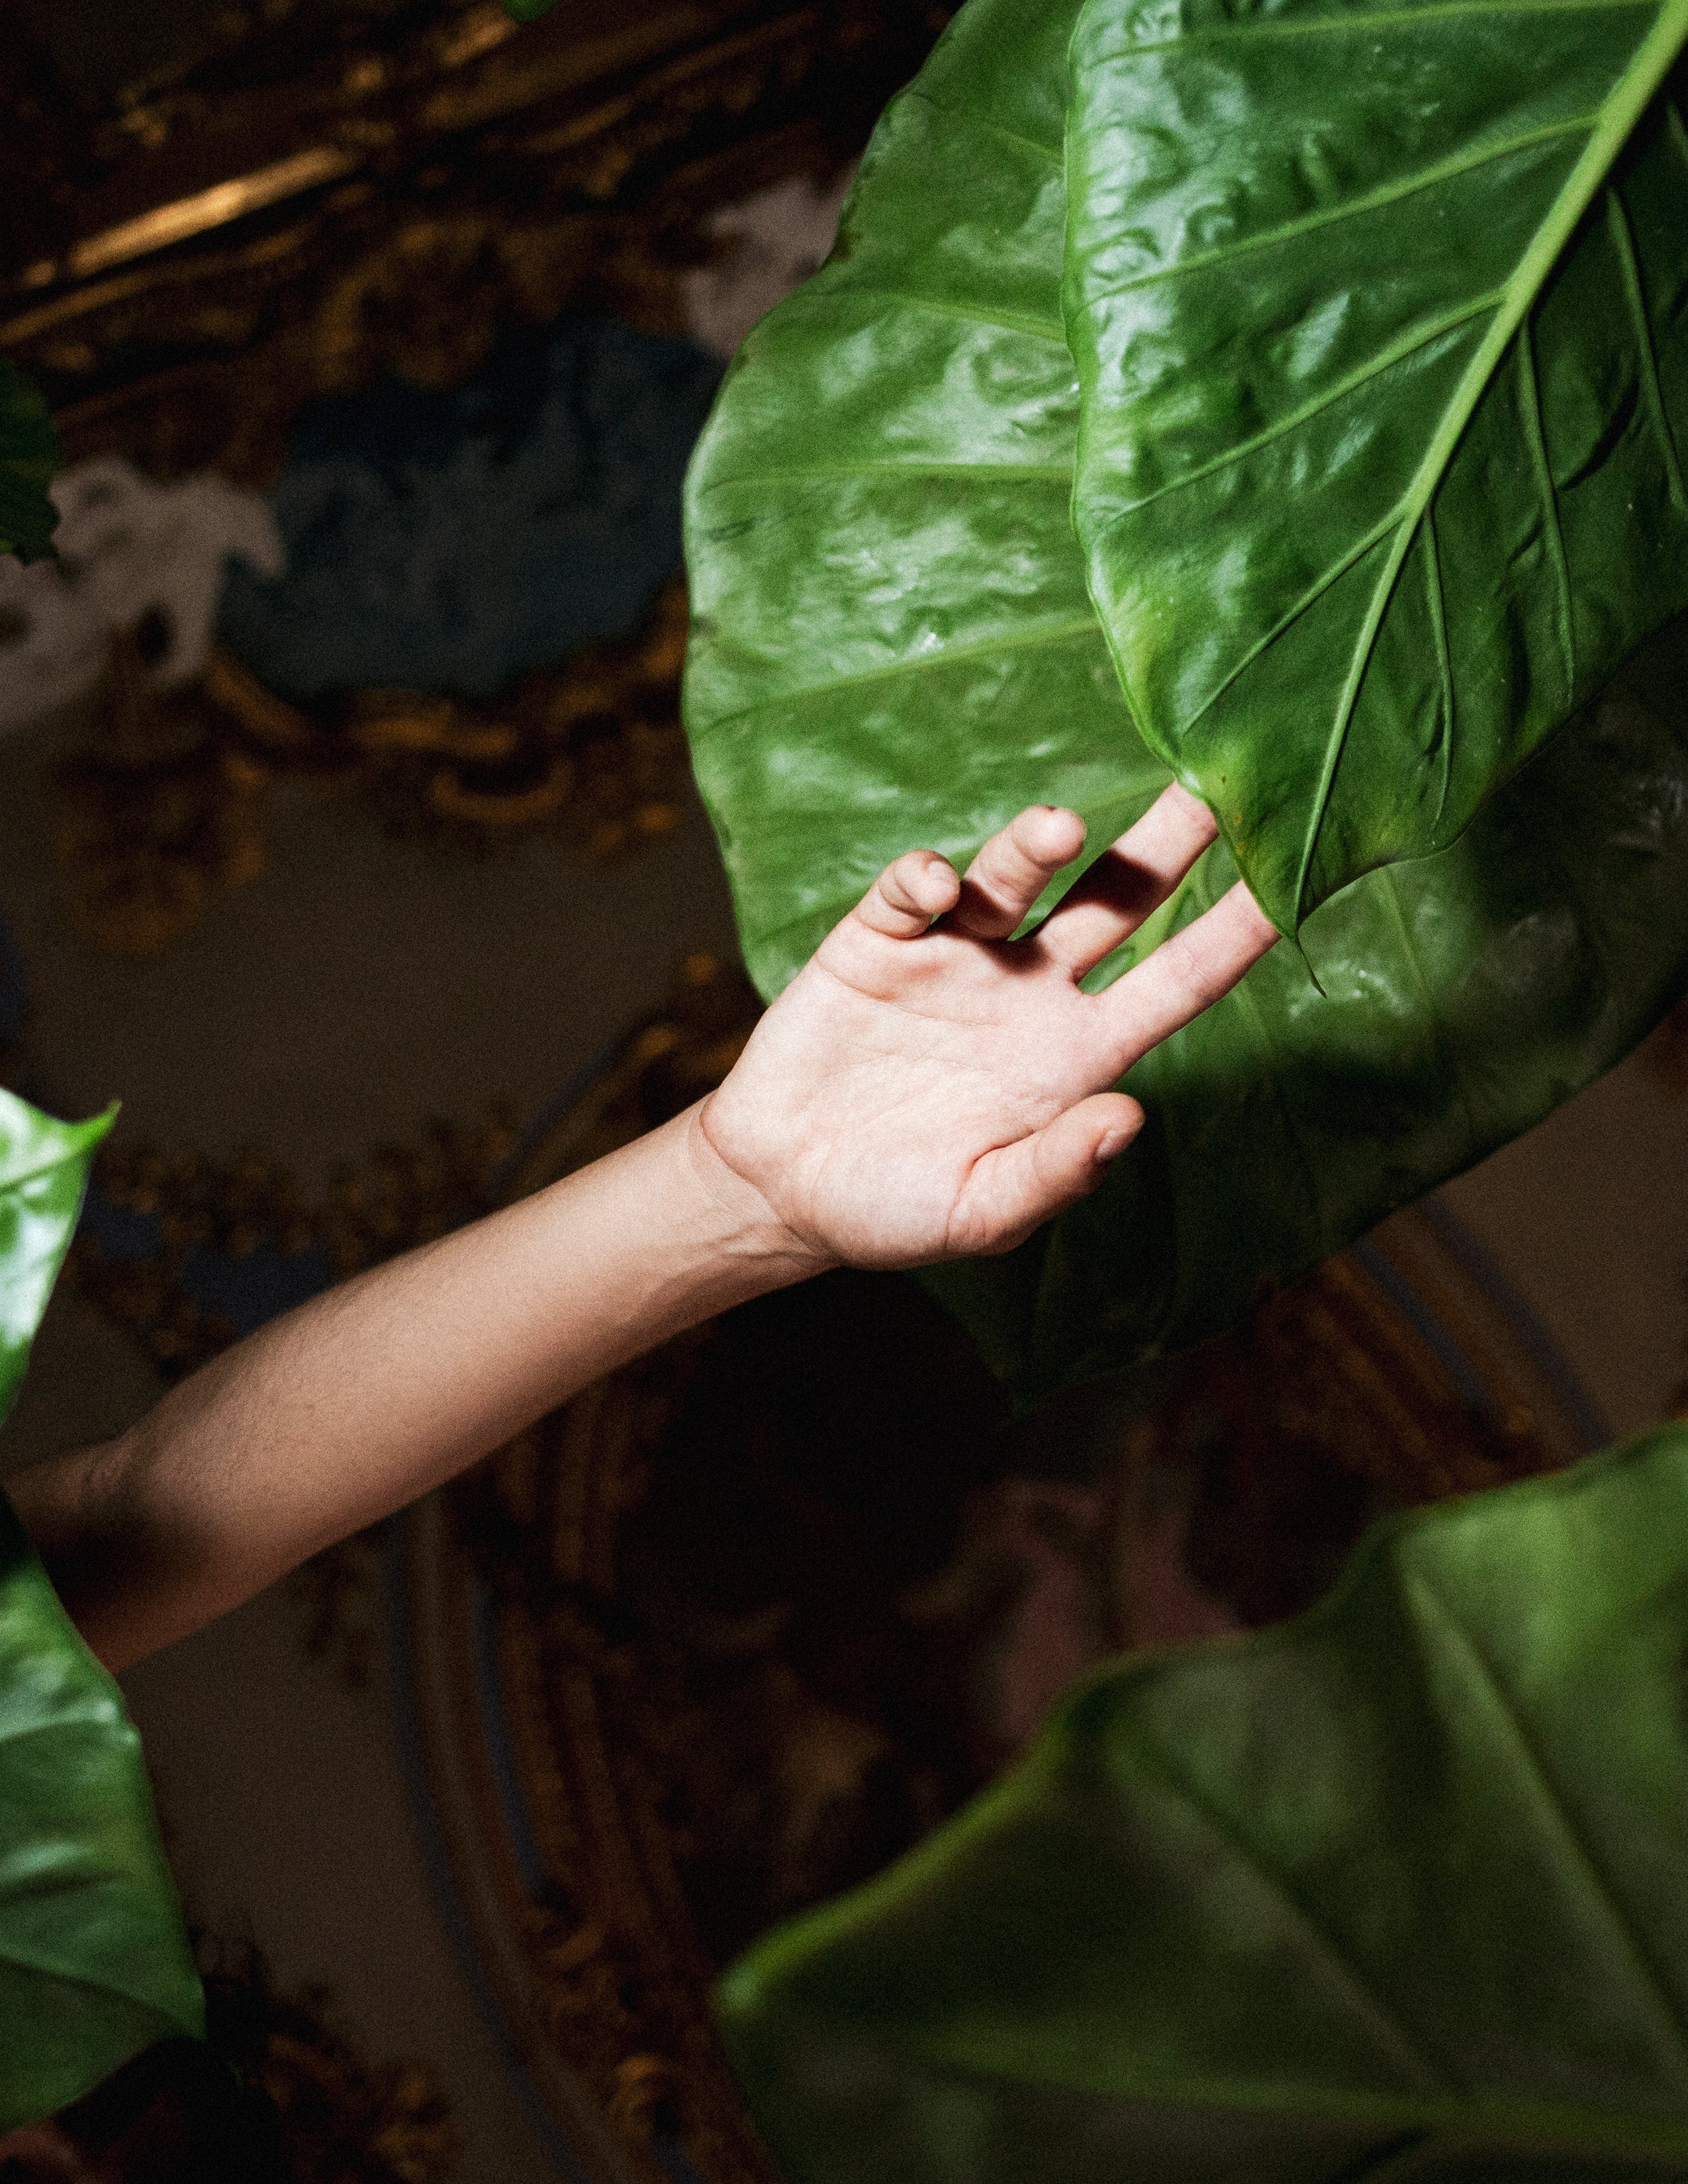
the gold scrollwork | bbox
[52,576,692,955]
[212,1952,461,2184]
[7,0,953,490]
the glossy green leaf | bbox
[930,609,1688,1400]
[0,1094,114,1430]
[684,0,1164,970]
[0,1090,203,2129]
[0,361,60,566]
[682,0,1688,1402]
[722,1422,1688,2184]
[1064,0,1688,935]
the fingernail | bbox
[1096,1130,1128,1163]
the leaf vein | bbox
[1292,511,1422,926]
[1103,292,1499,520]
[946,109,1062,171]
[0,1143,100,1199]
[1517,320,1577,694]
[1605,181,1688,506]
[1223,938,1332,1243]
[1173,509,1397,742]
[1380,866,1483,1145]
[0,1711,113,1751]
[706,460,1074,489]
[1407,1567,1688,2081]
[1135,1738,1453,2093]
[1077,118,1592,308]
[693,615,1102,741]
[1421,510,1456,832]
[814,288,1066,344]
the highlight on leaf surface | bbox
[0,361,61,566]
[0,1089,203,2130]
[1065,0,1688,936]
[681,0,1688,1401]
[720,1422,1688,2184]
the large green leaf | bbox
[931,610,1688,1399]
[682,0,1688,1401]
[0,1090,203,2129]
[722,1422,1688,2184]
[1064,0,1688,936]
[683,0,1164,970]
[0,1095,113,1428]
[0,361,60,566]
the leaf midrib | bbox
[1289,0,1688,925]
[1407,1565,1688,2086]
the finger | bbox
[1094,876,1279,1075]
[949,805,1087,940]
[851,848,962,939]
[1038,782,1218,977]
[953,1093,1144,1255]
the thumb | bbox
[953,1093,1143,1256]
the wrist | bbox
[683,1095,836,1287]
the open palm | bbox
[702,785,1278,1269]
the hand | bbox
[698,783,1278,1270]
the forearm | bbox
[7,1104,820,1672]
[7,789,1274,1674]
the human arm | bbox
[6,786,1274,1672]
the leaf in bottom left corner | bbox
[0,1491,203,2130]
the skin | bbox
[7,786,1274,1674]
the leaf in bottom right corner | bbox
[720,1422,1688,2183]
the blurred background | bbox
[0,4,1686,2180]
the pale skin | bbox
[7,784,1275,1674]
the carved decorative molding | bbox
[51,578,692,954]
